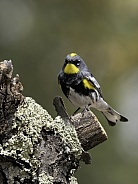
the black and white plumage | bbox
[58,53,128,126]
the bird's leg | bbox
[72,107,81,116]
[81,106,90,116]
[70,108,81,122]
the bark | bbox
[0,60,108,184]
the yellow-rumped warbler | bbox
[58,53,128,126]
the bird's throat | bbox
[64,64,79,74]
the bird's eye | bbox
[76,60,80,66]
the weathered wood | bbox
[72,112,108,151]
[0,60,23,143]
[53,96,69,119]
[0,60,81,183]
[0,60,108,184]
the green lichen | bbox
[0,97,81,183]
[39,171,54,184]
[69,176,78,184]
[52,116,82,157]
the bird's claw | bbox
[81,106,90,116]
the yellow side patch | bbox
[82,79,95,90]
[70,53,77,57]
[64,64,79,74]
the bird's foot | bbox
[69,108,81,126]
[81,106,90,116]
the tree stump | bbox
[0,60,108,184]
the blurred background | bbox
[0,0,138,183]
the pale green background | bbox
[0,0,138,183]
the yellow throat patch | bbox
[82,79,95,90]
[64,63,79,74]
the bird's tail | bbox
[101,106,128,126]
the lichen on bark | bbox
[0,97,82,183]
[0,60,107,184]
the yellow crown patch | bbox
[70,53,77,57]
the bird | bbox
[58,52,128,126]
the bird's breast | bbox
[68,87,92,108]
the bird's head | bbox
[62,53,87,75]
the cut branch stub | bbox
[53,96,108,152]
[71,111,108,151]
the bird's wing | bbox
[82,72,103,97]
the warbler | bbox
[58,53,128,126]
